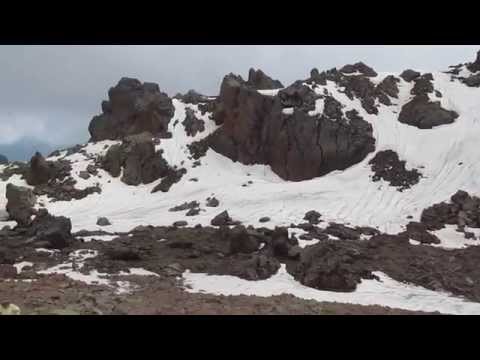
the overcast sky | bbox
[0,45,478,148]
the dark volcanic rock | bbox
[28,209,74,249]
[169,201,199,212]
[304,210,321,225]
[225,226,260,254]
[174,89,209,104]
[102,133,170,186]
[151,168,186,193]
[421,190,480,231]
[339,62,377,77]
[96,217,111,226]
[400,69,421,82]
[398,95,458,129]
[88,77,175,141]
[106,247,141,261]
[376,75,400,105]
[0,264,17,279]
[325,223,361,240]
[369,150,422,191]
[182,108,205,137]
[246,68,284,90]
[25,152,70,186]
[401,222,440,244]
[208,73,375,181]
[187,138,210,160]
[173,221,188,227]
[5,184,36,227]
[294,240,374,292]
[210,211,234,226]
[270,227,298,258]
[259,216,270,223]
[206,197,219,207]
[222,254,281,281]
[411,74,434,96]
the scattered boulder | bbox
[206,197,220,207]
[210,211,234,226]
[28,209,74,249]
[169,201,200,212]
[173,221,188,227]
[369,150,422,191]
[97,217,111,226]
[259,216,270,223]
[151,168,186,193]
[186,208,200,216]
[398,95,458,129]
[402,222,441,244]
[5,184,36,227]
[226,226,260,254]
[270,227,298,258]
[88,77,175,141]
[78,171,90,180]
[304,210,321,225]
[325,223,361,240]
[182,108,205,137]
[294,240,374,292]
[221,254,280,281]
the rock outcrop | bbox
[208,73,375,181]
[5,184,36,226]
[398,94,458,129]
[246,68,284,90]
[369,150,422,191]
[101,132,170,186]
[88,78,175,142]
[27,209,74,249]
[182,108,205,137]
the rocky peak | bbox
[467,50,480,73]
[88,78,175,142]
[339,62,378,77]
[246,68,284,90]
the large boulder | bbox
[294,240,374,292]
[398,95,458,129]
[182,108,205,137]
[88,78,175,141]
[246,68,284,90]
[25,152,54,185]
[5,184,36,227]
[208,74,375,181]
[27,209,73,249]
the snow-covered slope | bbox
[2,66,480,314]
[2,71,476,238]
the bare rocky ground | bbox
[0,274,433,315]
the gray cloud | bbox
[0,45,478,148]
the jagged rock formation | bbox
[246,68,284,90]
[5,184,36,226]
[339,62,378,77]
[400,69,421,82]
[101,132,171,186]
[88,78,175,142]
[173,89,209,104]
[208,73,375,181]
[369,150,422,191]
[27,209,74,249]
